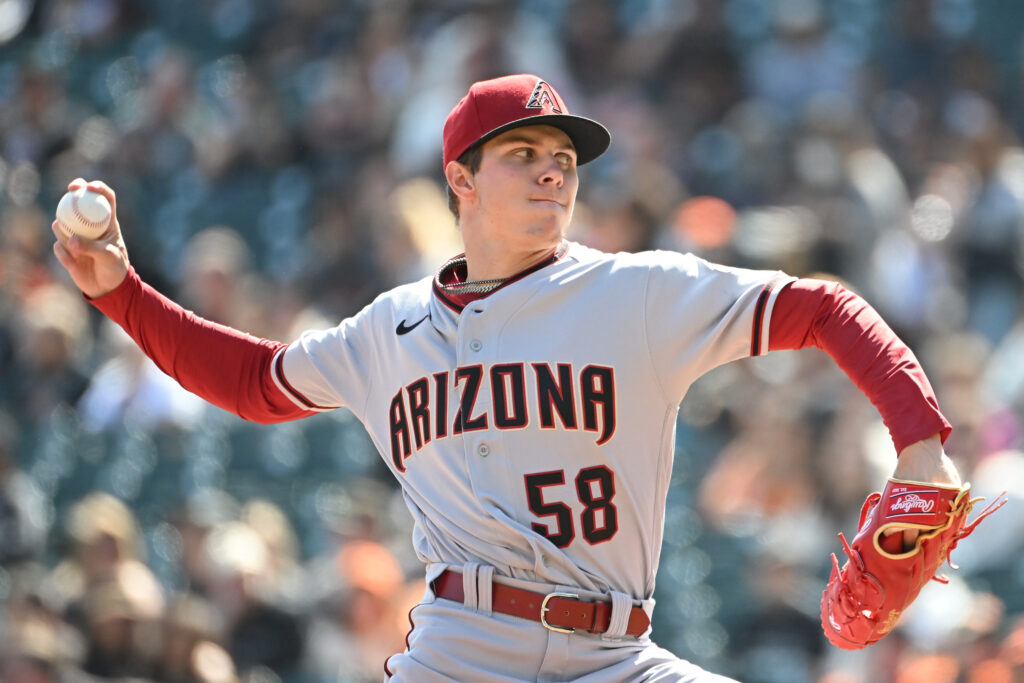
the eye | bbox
[513,148,535,160]
[556,153,575,168]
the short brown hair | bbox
[446,143,483,222]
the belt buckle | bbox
[540,591,579,633]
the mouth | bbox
[530,198,565,208]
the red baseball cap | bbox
[442,74,610,169]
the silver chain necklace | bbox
[438,257,509,294]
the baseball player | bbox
[54,74,971,681]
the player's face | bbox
[471,125,579,252]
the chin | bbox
[531,212,569,234]
[524,223,566,246]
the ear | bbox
[445,160,475,202]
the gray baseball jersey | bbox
[272,241,793,601]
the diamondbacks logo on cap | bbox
[525,80,561,113]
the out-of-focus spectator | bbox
[46,492,144,622]
[76,320,206,432]
[0,411,49,565]
[8,283,91,423]
[201,520,304,680]
[0,614,83,683]
[305,539,409,683]
[571,195,661,254]
[950,448,1024,576]
[920,332,1003,468]
[79,560,165,679]
[153,593,231,683]
[167,488,241,597]
[697,385,817,535]
[189,640,239,683]
[742,0,863,112]
[238,498,306,608]
[178,226,258,332]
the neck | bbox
[463,241,563,282]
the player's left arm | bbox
[767,278,956,485]
[780,278,1009,649]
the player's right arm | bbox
[51,179,315,424]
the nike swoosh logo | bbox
[396,314,430,335]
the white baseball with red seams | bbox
[56,187,112,240]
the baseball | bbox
[55,187,112,240]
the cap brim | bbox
[472,114,611,165]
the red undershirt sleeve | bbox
[87,267,315,424]
[768,278,952,454]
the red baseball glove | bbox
[820,478,1006,650]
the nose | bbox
[538,156,564,187]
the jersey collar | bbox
[432,241,570,312]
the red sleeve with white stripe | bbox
[765,278,951,453]
[87,267,315,424]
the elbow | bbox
[235,402,313,425]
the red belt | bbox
[431,570,650,636]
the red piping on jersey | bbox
[273,350,334,410]
[384,600,422,679]
[750,283,772,357]
[432,241,571,312]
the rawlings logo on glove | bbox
[820,478,1006,650]
[889,493,935,514]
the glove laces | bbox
[829,532,882,624]
[938,491,1008,577]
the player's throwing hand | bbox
[52,178,130,299]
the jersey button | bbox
[469,339,483,352]
[477,443,490,457]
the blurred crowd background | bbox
[3,0,1024,681]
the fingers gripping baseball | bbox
[52,179,130,299]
